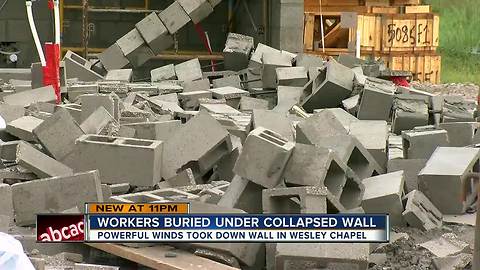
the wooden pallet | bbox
[381,53,441,84]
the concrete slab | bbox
[418,147,480,214]
[361,171,405,226]
[11,170,103,226]
[6,116,43,141]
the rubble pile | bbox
[0,30,478,269]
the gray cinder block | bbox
[233,127,294,188]
[0,184,13,223]
[80,93,120,121]
[177,0,213,24]
[402,190,442,231]
[261,51,292,89]
[276,66,308,87]
[135,12,174,55]
[151,64,176,82]
[392,94,429,134]
[362,170,405,226]
[79,107,116,135]
[357,78,396,121]
[183,78,211,92]
[223,33,254,71]
[440,122,477,147]
[252,109,293,141]
[212,75,242,89]
[349,120,388,170]
[402,128,449,159]
[240,96,269,112]
[97,43,130,71]
[16,142,73,178]
[3,85,57,107]
[419,147,480,214]
[174,58,203,82]
[63,51,103,82]
[124,120,182,141]
[263,186,328,214]
[301,60,354,112]
[117,28,155,68]
[209,86,249,109]
[105,69,133,82]
[6,116,43,141]
[178,90,213,110]
[11,170,103,226]
[217,175,264,214]
[158,1,191,34]
[71,135,163,186]
[33,108,85,161]
[387,158,427,194]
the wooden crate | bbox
[304,13,439,53]
[379,53,442,83]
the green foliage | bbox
[424,0,480,84]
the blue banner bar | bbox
[88,214,388,230]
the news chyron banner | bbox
[37,203,390,243]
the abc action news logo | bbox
[37,215,85,242]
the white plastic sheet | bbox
[0,232,35,270]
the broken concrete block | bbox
[105,69,133,82]
[3,85,56,107]
[16,142,73,178]
[419,233,469,258]
[174,58,203,82]
[402,128,449,159]
[263,186,328,214]
[178,90,213,110]
[252,109,293,141]
[6,116,43,141]
[162,111,231,180]
[12,170,103,226]
[295,53,324,69]
[440,122,477,147]
[33,108,85,161]
[349,120,388,170]
[80,107,116,135]
[116,28,155,67]
[209,86,249,108]
[402,190,442,231]
[0,183,13,222]
[135,12,174,55]
[276,66,308,87]
[199,103,242,115]
[419,147,480,214]
[342,94,360,115]
[392,94,429,134]
[97,43,130,71]
[212,75,242,89]
[71,135,163,186]
[158,1,191,34]
[0,104,26,123]
[275,243,369,270]
[249,43,281,68]
[284,144,364,209]
[261,51,292,89]
[177,0,213,24]
[80,93,120,121]
[240,96,269,112]
[301,60,354,112]
[63,51,103,82]
[361,171,405,226]
[233,127,294,188]
[432,253,473,270]
[150,64,176,82]
[442,96,476,123]
[387,158,427,193]
[183,78,211,92]
[357,78,396,120]
[223,33,255,71]
[296,109,348,140]
[124,120,181,141]
[0,140,20,161]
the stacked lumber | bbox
[304,0,441,83]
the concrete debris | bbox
[2,27,480,270]
[419,233,470,258]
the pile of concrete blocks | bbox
[3,27,480,270]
